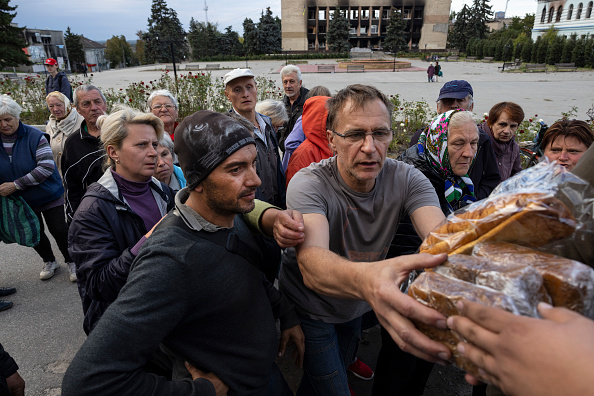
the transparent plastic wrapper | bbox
[408,248,594,377]
[419,161,594,256]
[407,162,594,377]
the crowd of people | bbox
[1,60,593,396]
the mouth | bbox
[240,190,257,200]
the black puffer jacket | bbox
[68,170,174,334]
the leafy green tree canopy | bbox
[384,8,408,53]
[327,4,350,53]
[0,0,31,68]
[144,0,189,64]
[64,27,85,67]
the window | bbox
[568,4,574,20]
[371,25,378,34]
[556,6,563,21]
[318,9,326,20]
[577,3,583,19]
[360,27,367,34]
[350,9,359,19]
[404,9,412,19]
[373,9,380,19]
[329,9,335,18]
[350,27,357,35]
[548,6,554,22]
[587,1,593,17]
[361,9,369,19]
[382,9,389,19]
[541,7,546,23]
[308,9,316,19]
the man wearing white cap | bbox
[223,68,285,209]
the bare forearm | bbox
[297,246,368,300]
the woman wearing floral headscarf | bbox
[46,91,83,177]
[373,109,488,396]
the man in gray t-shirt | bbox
[278,84,451,396]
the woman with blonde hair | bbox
[46,91,83,176]
[68,107,176,334]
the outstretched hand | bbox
[273,209,305,248]
[448,301,594,396]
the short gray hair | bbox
[437,94,474,112]
[98,106,164,170]
[0,95,22,119]
[448,109,477,132]
[158,133,177,163]
[73,84,106,108]
[280,64,302,81]
[255,99,289,126]
[147,89,178,111]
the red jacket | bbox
[286,96,332,186]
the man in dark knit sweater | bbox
[62,111,304,396]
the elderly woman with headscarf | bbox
[147,90,179,141]
[154,134,186,192]
[46,91,84,176]
[374,109,490,396]
[0,94,76,282]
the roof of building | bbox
[81,36,106,49]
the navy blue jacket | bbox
[0,122,63,208]
[45,71,72,101]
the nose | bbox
[558,149,569,161]
[247,163,262,188]
[360,134,376,154]
[461,143,475,158]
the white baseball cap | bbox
[223,68,255,86]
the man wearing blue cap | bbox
[409,80,500,200]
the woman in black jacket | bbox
[68,108,175,335]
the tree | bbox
[257,7,281,54]
[144,0,189,64]
[243,18,258,55]
[188,19,221,59]
[327,4,350,53]
[572,36,586,67]
[64,27,85,68]
[450,4,471,51]
[468,0,493,40]
[135,30,147,65]
[0,0,31,68]
[383,8,408,53]
[105,35,134,68]
[221,26,243,56]
[521,38,533,62]
[561,34,576,63]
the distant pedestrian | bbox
[82,64,88,77]
[427,63,435,83]
[434,62,442,82]
[44,58,72,101]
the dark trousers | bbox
[32,205,71,263]
[372,326,433,396]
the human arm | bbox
[185,362,228,396]
[5,372,25,396]
[0,183,17,197]
[0,343,24,396]
[281,117,306,173]
[59,74,73,100]
[296,213,451,363]
[11,135,56,191]
[409,205,446,240]
[62,138,86,222]
[510,146,523,177]
[243,200,305,248]
[447,301,594,396]
[68,199,139,303]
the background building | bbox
[281,0,451,52]
[532,0,594,39]
[81,36,107,72]
[18,27,69,73]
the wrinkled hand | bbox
[278,324,305,368]
[0,182,17,197]
[447,301,594,396]
[363,253,450,364]
[273,209,305,248]
[185,361,228,396]
[6,371,25,396]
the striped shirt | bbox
[1,133,56,190]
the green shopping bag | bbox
[0,195,40,247]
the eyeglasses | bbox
[151,104,175,111]
[331,129,393,144]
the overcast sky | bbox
[13,0,538,42]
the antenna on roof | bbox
[204,0,209,24]
[504,0,510,17]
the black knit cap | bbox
[174,110,255,189]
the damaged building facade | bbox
[532,0,594,39]
[281,0,451,52]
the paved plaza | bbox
[1,58,593,395]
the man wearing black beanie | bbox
[63,111,304,396]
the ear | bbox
[468,102,474,112]
[327,129,337,153]
[106,145,118,162]
[224,88,231,101]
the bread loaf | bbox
[419,193,575,255]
